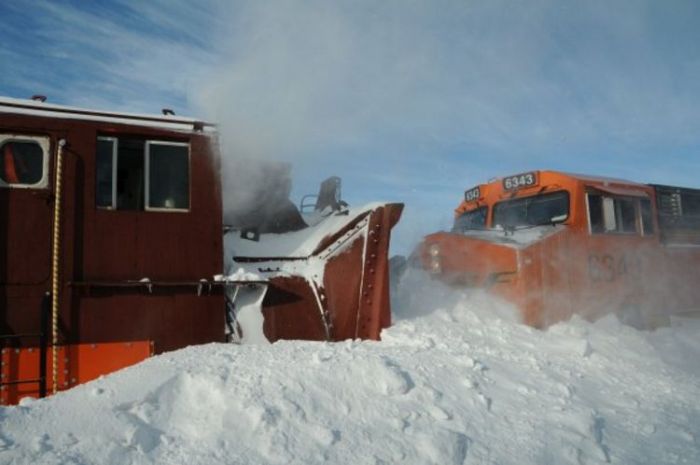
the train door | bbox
[1,132,56,403]
[0,133,54,334]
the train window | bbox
[95,137,189,211]
[96,137,116,208]
[617,198,637,232]
[588,194,639,234]
[493,191,569,228]
[146,142,189,211]
[453,206,488,232]
[116,139,146,210]
[0,136,49,188]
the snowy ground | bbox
[2,270,699,465]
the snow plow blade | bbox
[224,203,403,342]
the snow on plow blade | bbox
[224,203,404,342]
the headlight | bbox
[428,243,440,257]
[426,243,441,274]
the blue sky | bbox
[3,0,700,253]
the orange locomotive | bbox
[417,170,700,328]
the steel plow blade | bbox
[228,203,403,342]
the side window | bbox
[587,193,649,235]
[0,135,50,188]
[96,137,189,211]
[146,142,189,210]
[96,137,116,208]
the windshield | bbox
[493,191,569,228]
[452,206,488,232]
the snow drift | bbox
[1,270,699,465]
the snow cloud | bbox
[197,1,700,173]
[3,0,700,252]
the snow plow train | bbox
[0,96,402,405]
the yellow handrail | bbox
[51,139,66,395]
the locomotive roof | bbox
[557,171,649,189]
[0,96,215,133]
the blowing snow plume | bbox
[194,0,700,255]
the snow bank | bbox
[2,270,699,465]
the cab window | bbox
[453,206,488,232]
[493,191,569,228]
[96,137,190,211]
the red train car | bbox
[1,96,224,403]
[1,96,403,405]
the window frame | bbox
[144,140,191,213]
[586,192,652,236]
[0,134,50,189]
[492,190,571,229]
[96,136,118,209]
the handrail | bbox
[50,139,66,395]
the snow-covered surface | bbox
[225,203,384,259]
[2,270,699,465]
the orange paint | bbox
[0,341,153,405]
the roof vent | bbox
[31,95,47,102]
[162,108,175,116]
